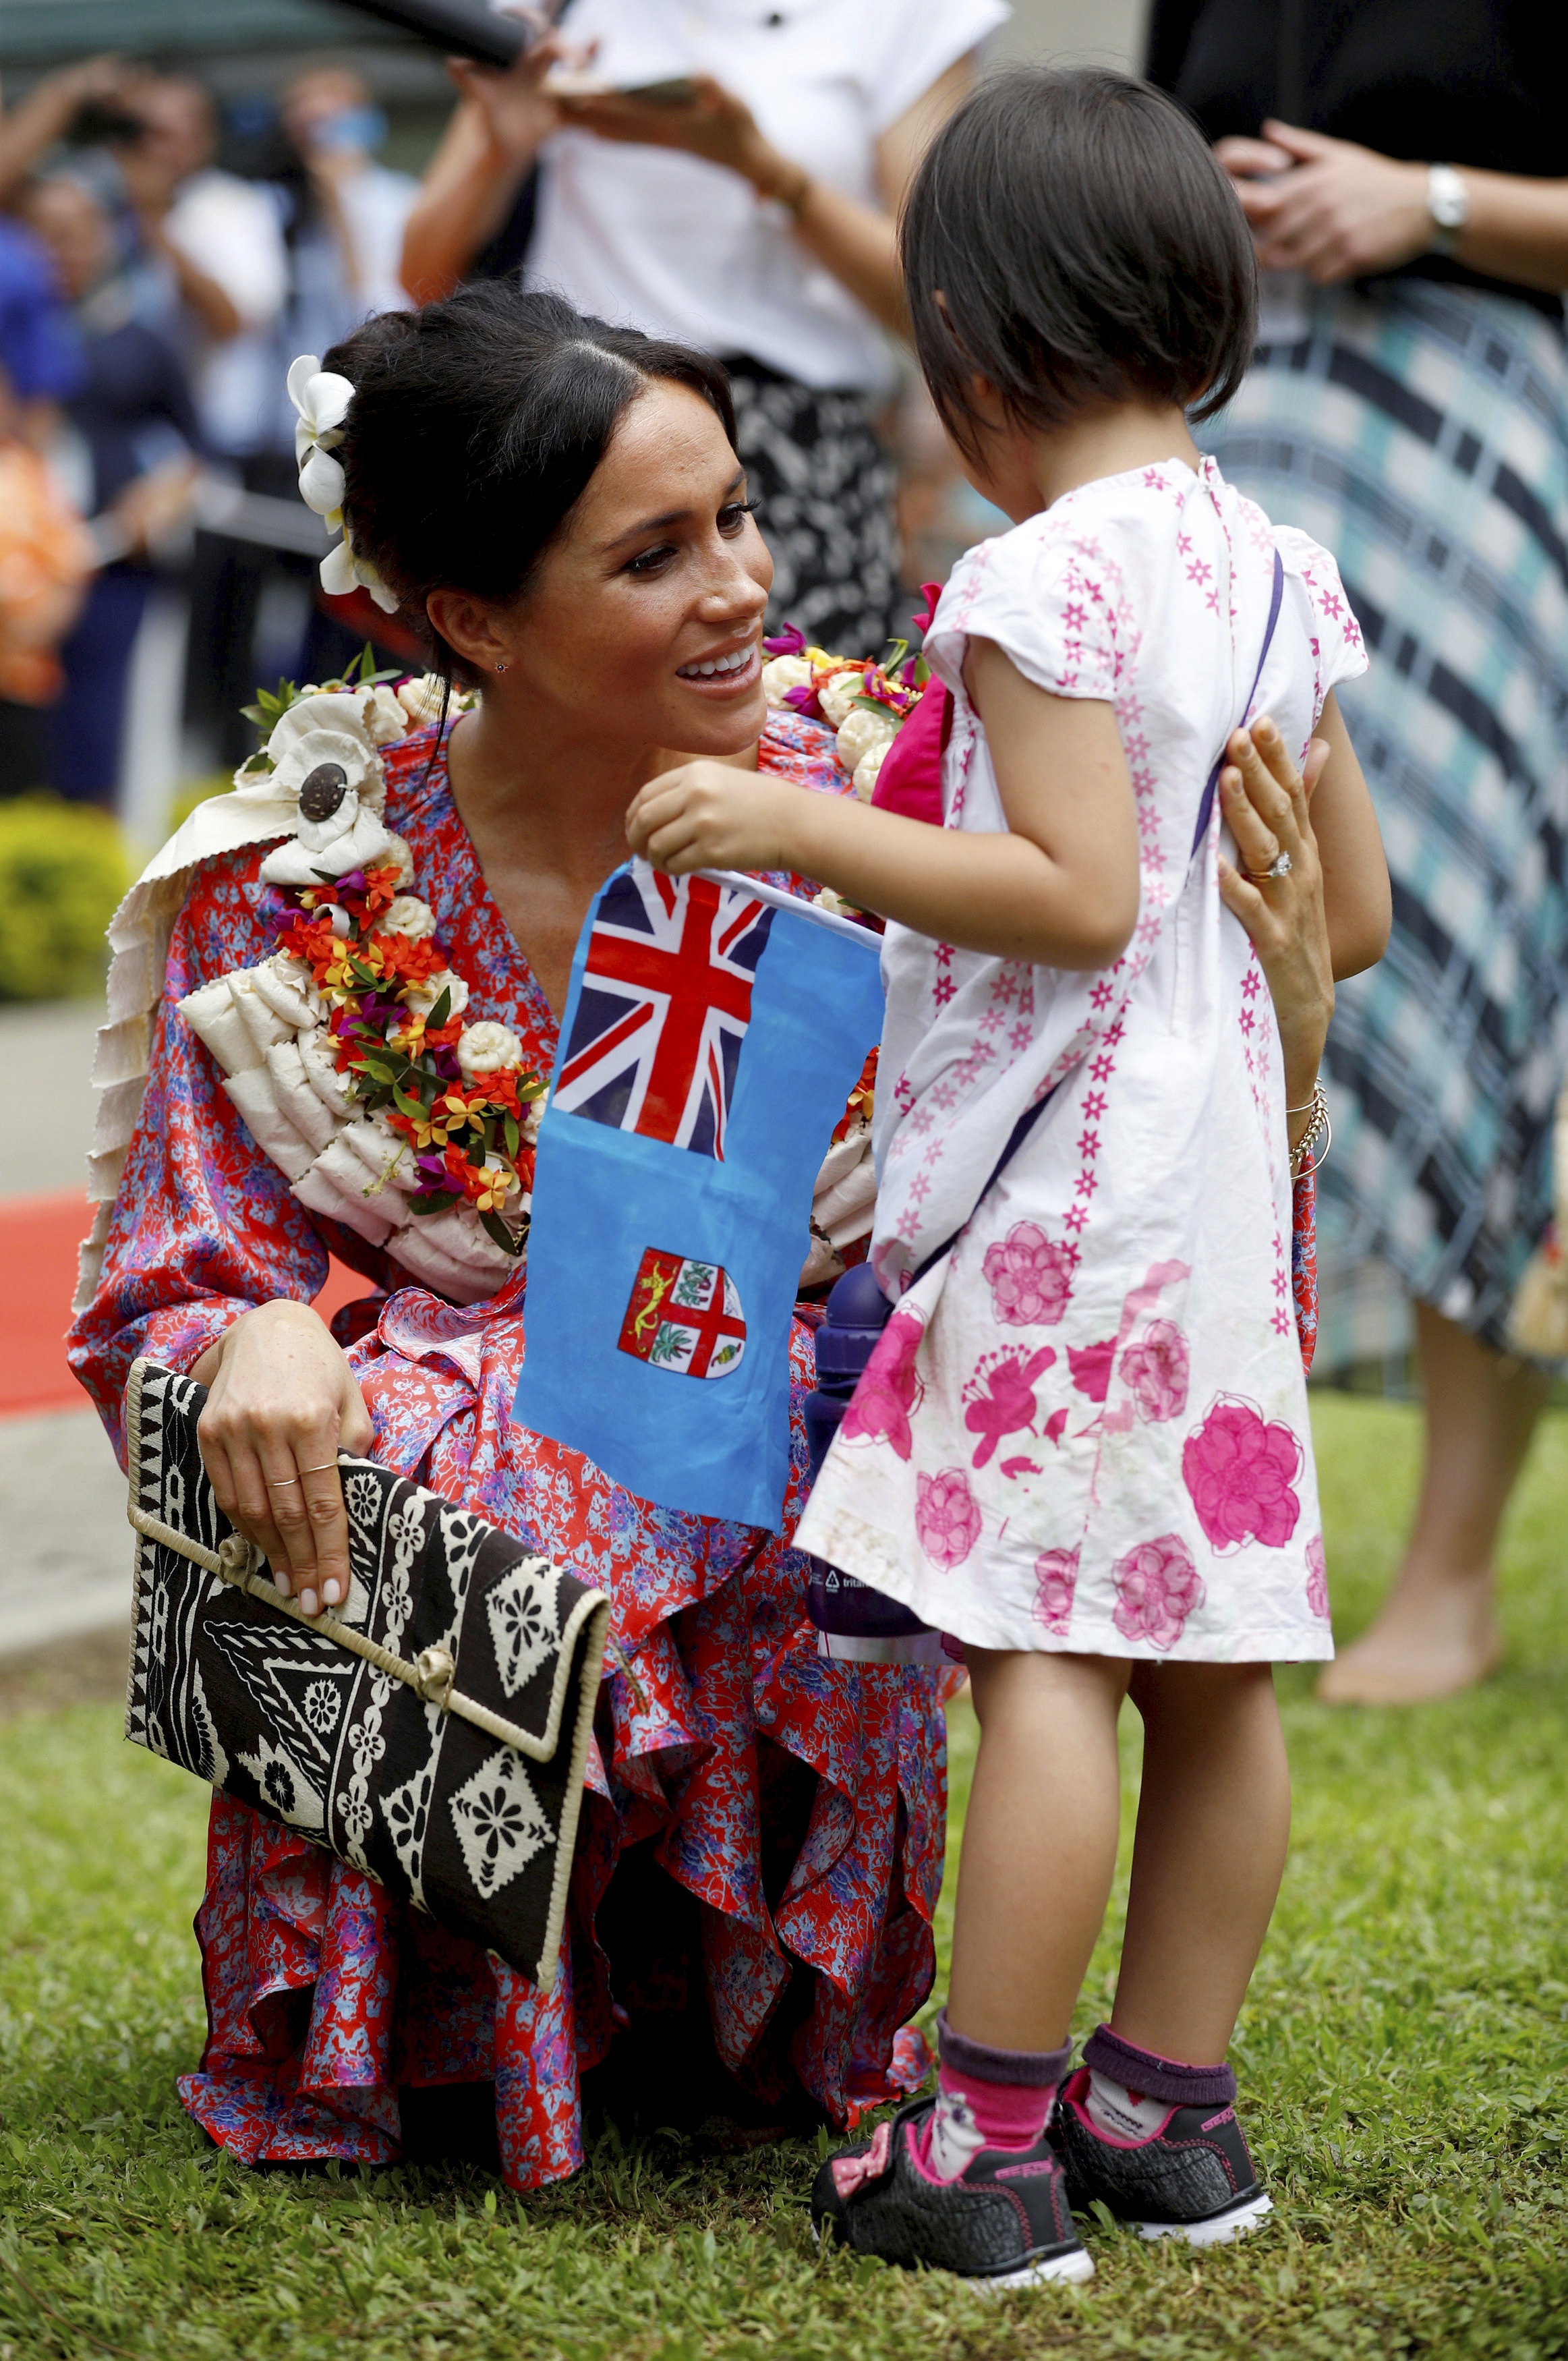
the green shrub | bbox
[0,793,129,1000]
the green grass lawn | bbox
[2,1394,1566,2360]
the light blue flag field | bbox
[513,859,885,1530]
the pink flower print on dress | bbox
[841,1307,925,1462]
[1182,1395,1303,1552]
[1068,1338,1116,1404]
[962,1345,1057,1470]
[1306,1533,1329,1620]
[915,1467,982,1571]
[1111,1533,1204,1650]
[1119,1319,1189,1422]
[981,1221,1074,1326]
[1034,1545,1079,1637]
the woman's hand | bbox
[1217,715,1334,1137]
[1217,120,1430,283]
[194,1303,374,1620]
[627,760,796,875]
[554,74,789,196]
[446,32,584,167]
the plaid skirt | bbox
[726,355,908,656]
[1202,279,1568,1367]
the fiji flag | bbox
[514,861,885,1529]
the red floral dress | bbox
[68,714,943,2188]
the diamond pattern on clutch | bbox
[449,1747,554,1900]
[485,1559,559,1697]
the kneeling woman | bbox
[68,283,1337,2188]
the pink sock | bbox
[914,2012,1072,2182]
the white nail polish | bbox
[324,1581,341,1605]
[301,1591,318,1616]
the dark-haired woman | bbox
[399,0,1006,652]
[1149,2,1568,1705]
[70,283,1345,2192]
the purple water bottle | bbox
[803,1263,941,1665]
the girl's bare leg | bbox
[1317,1301,1546,1706]
[1109,1661,1290,2065]
[946,1649,1128,2049]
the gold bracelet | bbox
[1289,1079,1331,1180]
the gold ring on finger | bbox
[1246,850,1293,881]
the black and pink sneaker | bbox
[1053,2068,1272,2246]
[811,2096,1095,2289]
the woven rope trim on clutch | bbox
[125,1496,602,1769]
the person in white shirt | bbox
[401,0,1008,652]
[115,76,289,464]
[280,67,419,349]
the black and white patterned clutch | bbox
[123,1357,608,1990]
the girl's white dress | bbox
[794,457,1366,1661]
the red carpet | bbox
[0,1192,369,1419]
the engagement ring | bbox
[1250,851,1293,880]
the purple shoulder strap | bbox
[1190,547,1286,859]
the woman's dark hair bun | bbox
[901,67,1258,454]
[323,283,736,685]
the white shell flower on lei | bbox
[457,1020,525,1079]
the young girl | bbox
[627,67,1389,2285]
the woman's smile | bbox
[675,637,762,694]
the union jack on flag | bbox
[552,867,774,1159]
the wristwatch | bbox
[1426,163,1471,257]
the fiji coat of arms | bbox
[616,1249,747,1379]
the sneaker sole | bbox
[975,2247,1097,2290]
[811,2221,1095,2288]
[1134,2192,1273,2248]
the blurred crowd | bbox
[0,40,992,822]
[0,53,428,810]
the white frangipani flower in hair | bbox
[320,528,399,615]
[287,355,353,465]
[297,445,345,525]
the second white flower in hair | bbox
[287,355,353,466]
[297,445,345,527]
[320,528,399,616]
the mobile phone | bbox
[617,76,698,105]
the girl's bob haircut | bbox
[901,67,1258,459]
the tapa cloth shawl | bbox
[514,862,886,1529]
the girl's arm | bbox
[627,642,1140,971]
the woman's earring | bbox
[495,660,507,675]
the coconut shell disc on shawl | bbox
[123,1358,608,1989]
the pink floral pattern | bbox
[914,1468,982,1571]
[67,712,943,2187]
[1306,1533,1329,1620]
[841,1306,925,1461]
[981,1222,1074,1326]
[1120,1319,1189,1422]
[1034,1546,1079,1637]
[962,1345,1056,1469]
[1182,1396,1303,1552]
[1111,1533,1204,1651]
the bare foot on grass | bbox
[1316,1568,1505,1705]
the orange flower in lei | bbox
[270,841,543,1255]
[832,1046,878,1143]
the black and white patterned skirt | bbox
[724,354,912,658]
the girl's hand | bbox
[194,1302,374,1620]
[1217,714,1334,1123]
[556,74,786,196]
[627,761,796,875]
[1215,120,1430,284]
